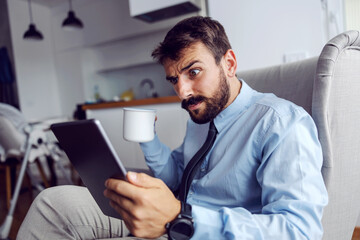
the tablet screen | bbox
[51,119,126,218]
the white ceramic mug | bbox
[123,107,156,142]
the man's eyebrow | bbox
[166,60,200,81]
[166,76,178,82]
[180,60,199,72]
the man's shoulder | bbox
[253,92,308,119]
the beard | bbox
[181,68,230,124]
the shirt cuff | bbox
[139,134,162,158]
[191,204,223,238]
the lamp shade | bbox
[62,11,83,30]
[23,24,43,40]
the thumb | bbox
[127,171,159,188]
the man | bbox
[18,16,328,239]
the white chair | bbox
[0,104,72,239]
[0,115,33,239]
[238,30,360,239]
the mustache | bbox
[181,96,206,110]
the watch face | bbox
[169,218,194,239]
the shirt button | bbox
[189,191,194,195]
[201,168,205,172]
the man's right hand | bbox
[104,172,181,238]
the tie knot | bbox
[209,120,217,133]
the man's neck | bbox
[224,77,242,109]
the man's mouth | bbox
[187,101,203,111]
[182,96,205,111]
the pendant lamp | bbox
[62,0,84,30]
[23,0,43,40]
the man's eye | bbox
[170,79,178,84]
[167,77,178,85]
[189,69,200,77]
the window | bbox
[344,0,360,30]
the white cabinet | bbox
[129,0,195,17]
[129,0,205,23]
[86,103,188,170]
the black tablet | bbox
[50,119,126,219]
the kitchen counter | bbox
[81,96,181,110]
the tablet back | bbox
[51,119,126,218]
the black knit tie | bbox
[178,121,218,203]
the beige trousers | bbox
[17,185,167,240]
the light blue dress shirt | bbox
[140,80,328,239]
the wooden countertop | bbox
[81,96,181,110]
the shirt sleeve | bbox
[191,109,328,239]
[140,135,184,191]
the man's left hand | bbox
[104,172,181,238]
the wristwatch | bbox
[166,202,194,240]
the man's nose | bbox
[176,77,193,99]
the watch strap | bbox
[181,201,192,218]
[166,201,194,240]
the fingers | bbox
[107,196,141,234]
[104,173,162,206]
[105,177,139,200]
[103,174,180,238]
[104,188,135,218]
[104,189,133,210]
[126,172,163,188]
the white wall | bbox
[84,30,175,102]
[208,0,326,71]
[7,0,61,121]
[53,49,86,118]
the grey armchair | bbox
[238,30,360,239]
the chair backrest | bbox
[0,103,27,132]
[0,103,29,161]
[237,30,360,240]
[237,55,318,116]
[0,116,25,159]
[313,30,360,240]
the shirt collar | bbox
[213,79,255,132]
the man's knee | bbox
[31,185,89,215]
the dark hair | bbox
[151,16,232,65]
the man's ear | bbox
[222,49,237,77]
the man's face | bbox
[163,42,230,124]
